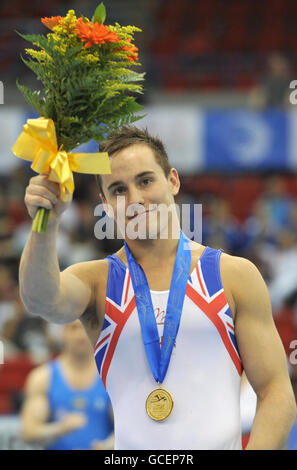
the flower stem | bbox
[32,207,51,233]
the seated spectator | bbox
[248,53,292,109]
[20,320,114,450]
[245,176,294,246]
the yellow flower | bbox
[52,9,77,34]
[84,53,100,64]
[54,42,68,55]
[49,11,81,56]
[25,48,52,62]
[109,23,142,41]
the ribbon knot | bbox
[12,117,111,202]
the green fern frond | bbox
[16,81,46,115]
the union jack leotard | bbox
[94,246,243,450]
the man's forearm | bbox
[246,384,296,450]
[19,218,61,317]
[21,419,71,447]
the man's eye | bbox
[141,178,152,186]
[114,186,126,195]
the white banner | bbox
[0,416,41,450]
[140,105,203,174]
[0,107,24,175]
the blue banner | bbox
[7,106,297,176]
[203,110,289,171]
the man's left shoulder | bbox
[220,252,259,280]
[220,252,267,303]
[189,240,207,259]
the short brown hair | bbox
[95,126,172,197]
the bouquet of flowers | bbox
[12,3,145,232]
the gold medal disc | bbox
[146,388,174,421]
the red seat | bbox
[273,306,297,357]
[0,355,35,414]
[236,73,256,90]
[0,392,13,414]
[224,177,263,223]
[0,355,35,393]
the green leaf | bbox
[16,80,46,115]
[92,2,106,25]
[16,31,45,44]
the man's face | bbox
[100,143,180,239]
[63,320,91,356]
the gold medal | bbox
[146,387,174,421]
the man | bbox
[21,320,114,450]
[19,126,296,450]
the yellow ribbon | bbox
[12,117,111,202]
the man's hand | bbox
[91,434,115,450]
[59,412,87,434]
[24,173,72,221]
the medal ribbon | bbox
[124,230,191,384]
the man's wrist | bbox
[31,213,61,236]
[47,214,61,231]
[38,420,69,444]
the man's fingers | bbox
[26,185,59,205]
[25,174,72,220]
[25,194,54,211]
[29,174,60,197]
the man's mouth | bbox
[127,207,157,221]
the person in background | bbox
[20,320,114,450]
[248,52,292,110]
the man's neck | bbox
[126,237,180,266]
[60,352,94,371]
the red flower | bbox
[41,16,62,31]
[74,18,119,48]
[120,38,139,62]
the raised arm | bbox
[222,255,297,450]
[19,174,94,324]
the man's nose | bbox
[127,185,145,207]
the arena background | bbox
[0,0,297,450]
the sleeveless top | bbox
[94,247,243,450]
[45,359,113,450]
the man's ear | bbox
[168,168,180,196]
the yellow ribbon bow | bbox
[12,117,111,202]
